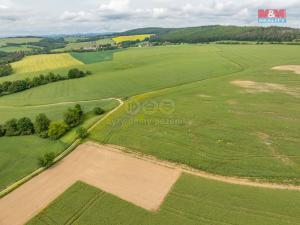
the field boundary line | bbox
[0,97,118,108]
[0,98,123,198]
[93,142,300,191]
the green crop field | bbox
[1,45,300,184]
[0,44,299,195]
[0,99,118,190]
[0,37,42,47]
[0,136,66,191]
[71,50,120,64]
[0,45,34,52]
[27,174,300,225]
[0,45,240,105]
[11,53,83,74]
[91,76,300,184]
[53,38,114,52]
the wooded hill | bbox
[120,25,300,43]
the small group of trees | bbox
[0,69,91,96]
[48,104,84,139]
[0,64,13,77]
[0,117,34,137]
[0,104,105,141]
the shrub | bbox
[17,117,35,135]
[0,64,13,77]
[48,121,69,140]
[64,104,83,128]
[77,127,88,139]
[93,107,105,115]
[68,68,85,79]
[0,125,5,137]
[35,113,51,138]
[4,119,20,136]
[38,152,56,168]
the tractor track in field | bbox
[0,97,121,108]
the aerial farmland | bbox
[0,1,300,225]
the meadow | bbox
[113,34,152,43]
[0,45,34,53]
[27,174,300,225]
[0,37,42,47]
[71,50,120,64]
[11,53,83,74]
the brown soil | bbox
[0,143,181,225]
[231,80,299,97]
[272,65,300,74]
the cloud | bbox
[60,11,94,22]
[1,0,300,36]
[0,4,8,9]
[98,0,130,12]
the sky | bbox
[0,0,299,36]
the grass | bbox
[88,44,300,184]
[0,45,240,105]
[0,99,118,123]
[113,34,152,43]
[27,174,300,225]
[0,99,118,191]
[11,53,83,74]
[0,45,34,53]
[0,136,66,191]
[71,50,119,64]
[53,38,114,52]
[0,37,42,47]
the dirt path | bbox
[0,143,181,225]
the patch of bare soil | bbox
[0,143,181,225]
[272,65,300,74]
[255,132,294,166]
[231,80,299,97]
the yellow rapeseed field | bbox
[11,53,83,74]
[113,34,153,44]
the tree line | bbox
[0,104,105,140]
[135,26,300,43]
[0,68,91,96]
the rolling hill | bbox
[120,25,300,43]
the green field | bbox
[53,38,114,52]
[1,44,300,189]
[0,136,66,191]
[71,50,120,64]
[0,45,35,53]
[27,174,300,225]
[0,37,42,47]
[0,99,118,190]
[0,45,240,105]
[11,53,83,74]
